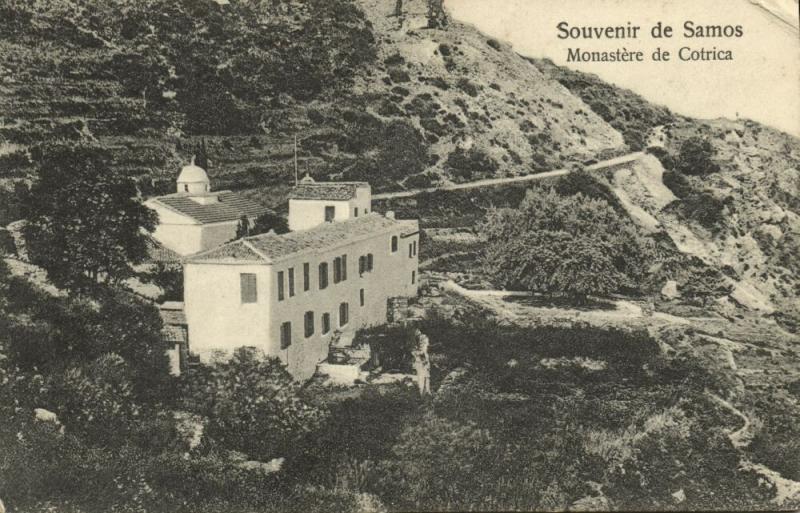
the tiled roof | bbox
[151,191,271,224]
[288,182,368,201]
[143,234,182,263]
[162,324,187,344]
[190,213,417,264]
[159,302,186,325]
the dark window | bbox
[391,236,398,252]
[303,263,310,291]
[277,271,285,301]
[280,322,292,349]
[288,268,295,297]
[409,243,413,258]
[354,207,359,217]
[325,206,335,222]
[339,302,349,326]
[341,254,347,281]
[240,273,257,303]
[367,253,374,271]
[413,241,417,256]
[304,311,314,338]
[322,313,331,334]
[184,184,189,192]
[359,255,366,275]
[360,288,365,307]
[333,257,342,284]
[319,262,328,289]
[412,270,416,284]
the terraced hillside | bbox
[0,0,626,220]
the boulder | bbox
[661,280,680,299]
[236,457,284,474]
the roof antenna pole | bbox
[294,134,299,186]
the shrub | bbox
[456,78,480,97]
[445,147,498,181]
[662,169,693,198]
[480,188,652,301]
[675,136,720,175]
[180,348,325,460]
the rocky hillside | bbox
[532,60,800,329]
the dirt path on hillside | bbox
[374,152,642,200]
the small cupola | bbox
[177,156,210,195]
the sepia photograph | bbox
[0,0,798,511]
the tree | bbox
[22,144,157,292]
[181,348,325,460]
[675,136,719,175]
[480,188,652,302]
[235,214,251,239]
[252,211,289,236]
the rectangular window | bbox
[288,268,295,297]
[280,321,292,349]
[412,270,416,284]
[339,302,349,327]
[319,262,328,289]
[354,207,359,217]
[325,206,335,222]
[367,253,374,271]
[341,254,347,281]
[413,241,417,256]
[360,288,365,307]
[240,273,257,303]
[277,271,285,301]
[304,311,314,338]
[359,255,366,275]
[391,236,398,252]
[409,243,413,258]
[322,313,331,334]
[333,257,342,284]
[303,263,310,292]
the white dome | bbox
[177,162,209,184]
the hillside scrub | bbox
[481,187,653,301]
[534,58,675,150]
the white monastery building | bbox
[182,178,420,380]
[144,160,269,255]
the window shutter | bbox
[240,273,257,303]
[277,271,285,301]
[341,254,347,281]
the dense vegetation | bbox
[481,183,653,300]
[22,144,157,292]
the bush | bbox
[675,136,720,175]
[445,147,498,181]
[662,169,693,198]
[555,166,623,212]
[481,188,652,300]
[181,348,325,460]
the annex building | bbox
[183,177,420,379]
[144,160,270,256]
